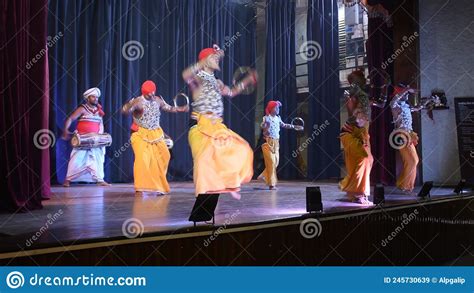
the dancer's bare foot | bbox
[97,181,111,186]
[230,191,241,200]
[63,180,70,187]
[352,196,373,206]
[269,186,277,190]
[135,191,144,197]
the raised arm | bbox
[219,70,258,98]
[122,96,143,114]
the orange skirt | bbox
[131,127,171,193]
[188,114,253,196]
[339,127,373,198]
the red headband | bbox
[265,101,282,115]
[141,80,156,96]
[198,48,217,61]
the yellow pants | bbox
[259,137,279,186]
[188,114,253,196]
[397,132,419,191]
[339,127,373,198]
[131,127,170,193]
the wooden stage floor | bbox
[0,180,465,254]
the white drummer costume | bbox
[65,88,107,184]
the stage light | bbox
[188,194,220,226]
[374,184,385,204]
[417,181,433,198]
[453,179,466,195]
[306,186,323,213]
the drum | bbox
[71,133,112,149]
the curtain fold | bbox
[366,1,396,185]
[0,0,51,212]
[263,0,299,179]
[48,0,256,183]
[306,0,341,180]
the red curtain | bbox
[0,0,51,212]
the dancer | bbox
[182,45,257,199]
[390,83,421,193]
[258,100,303,190]
[62,87,110,187]
[122,80,188,196]
[339,70,374,205]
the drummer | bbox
[62,87,110,187]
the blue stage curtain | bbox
[306,0,341,180]
[263,0,299,179]
[48,0,256,183]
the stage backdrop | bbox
[48,0,256,183]
[306,0,341,180]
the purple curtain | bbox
[0,0,51,212]
[366,1,396,185]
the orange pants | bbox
[397,132,419,191]
[259,137,279,186]
[188,114,253,196]
[339,127,373,198]
[131,127,171,193]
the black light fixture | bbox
[374,184,385,205]
[453,179,466,195]
[306,186,323,213]
[188,194,220,226]
[417,181,433,198]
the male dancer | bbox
[339,70,374,205]
[122,80,188,196]
[182,45,257,199]
[390,83,421,193]
[62,87,110,187]
[259,100,303,189]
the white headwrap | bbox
[83,87,101,99]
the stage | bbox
[0,181,473,265]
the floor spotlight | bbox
[453,179,466,195]
[417,181,433,198]
[306,186,323,213]
[374,184,385,204]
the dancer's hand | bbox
[294,125,304,131]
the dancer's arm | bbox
[62,107,85,139]
[158,96,189,113]
[219,70,258,98]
